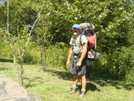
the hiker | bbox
[66,24,88,97]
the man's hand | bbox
[76,61,82,67]
[66,47,73,68]
[66,61,70,68]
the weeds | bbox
[0,62,134,101]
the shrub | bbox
[45,42,68,69]
[22,42,40,64]
[91,47,134,81]
[0,41,13,59]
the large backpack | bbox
[79,23,101,61]
[80,23,96,50]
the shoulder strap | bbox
[79,34,83,46]
[79,34,97,51]
[94,33,97,50]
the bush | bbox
[22,42,40,64]
[45,42,68,69]
[91,47,134,81]
[0,41,13,59]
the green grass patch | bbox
[0,61,134,101]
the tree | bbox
[3,0,42,85]
[0,0,134,81]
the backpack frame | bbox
[79,23,101,61]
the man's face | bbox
[72,28,80,33]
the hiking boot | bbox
[67,87,77,94]
[78,90,86,97]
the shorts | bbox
[70,56,87,75]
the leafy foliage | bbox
[0,0,134,81]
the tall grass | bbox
[0,62,134,101]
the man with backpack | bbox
[66,24,88,97]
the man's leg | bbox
[72,74,78,86]
[79,74,86,97]
[68,74,78,93]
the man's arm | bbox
[76,43,87,67]
[66,46,73,67]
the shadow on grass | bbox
[46,69,72,80]
[76,82,100,93]
[90,70,134,91]
[0,58,13,70]
[22,66,134,91]
[0,58,13,63]
[45,68,134,91]
[24,76,44,88]
[45,69,100,92]
[86,82,99,91]
[0,67,11,71]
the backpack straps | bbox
[93,33,97,50]
[80,33,97,51]
[79,34,83,46]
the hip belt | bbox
[74,53,81,58]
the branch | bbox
[24,12,41,48]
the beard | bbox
[73,32,77,35]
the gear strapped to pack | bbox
[79,23,101,61]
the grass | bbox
[0,60,134,101]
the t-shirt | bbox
[69,35,87,54]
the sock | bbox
[81,89,86,92]
[72,85,77,89]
